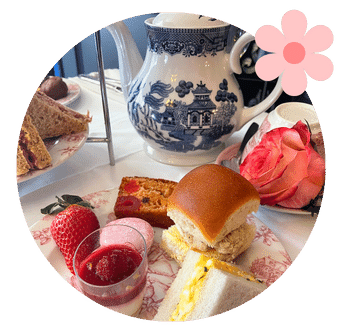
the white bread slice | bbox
[27,91,91,139]
[153,250,266,321]
[161,223,256,265]
[167,164,260,249]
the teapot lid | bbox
[151,13,229,28]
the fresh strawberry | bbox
[49,204,100,274]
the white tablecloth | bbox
[18,69,317,262]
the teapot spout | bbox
[106,21,143,101]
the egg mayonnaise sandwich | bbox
[153,250,266,321]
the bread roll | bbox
[167,164,260,247]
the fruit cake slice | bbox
[114,177,178,229]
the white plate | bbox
[29,187,292,320]
[56,82,81,106]
[216,142,312,215]
[17,128,88,183]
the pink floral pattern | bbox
[58,133,87,157]
[58,146,80,157]
[254,225,279,246]
[138,243,179,319]
[83,190,111,209]
[64,133,86,142]
[31,227,52,245]
[250,251,292,287]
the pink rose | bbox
[240,121,325,208]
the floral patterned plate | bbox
[29,187,292,320]
[17,128,88,183]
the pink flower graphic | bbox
[255,10,333,96]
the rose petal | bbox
[241,128,286,183]
[281,64,307,96]
[306,147,326,187]
[280,146,325,208]
[255,25,285,52]
[258,150,309,195]
[255,53,286,81]
[260,131,300,183]
[278,177,321,208]
[260,184,298,206]
[249,155,283,187]
[269,142,300,179]
[304,53,334,81]
[241,146,275,181]
[304,25,333,53]
[282,10,307,41]
[292,121,311,145]
[241,127,298,186]
[281,128,307,151]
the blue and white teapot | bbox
[107,13,282,165]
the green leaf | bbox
[40,202,59,214]
[40,194,94,215]
[61,194,84,204]
[76,201,95,209]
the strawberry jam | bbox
[78,244,142,286]
[77,244,146,307]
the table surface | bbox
[18,70,318,262]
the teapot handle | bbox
[230,33,283,130]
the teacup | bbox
[241,102,324,162]
[272,102,320,131]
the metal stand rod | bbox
[87,30,115,166]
